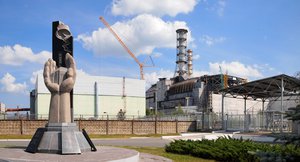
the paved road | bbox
[0,138,171,148]
[94,138,171,147]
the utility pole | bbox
[155,88,158,115]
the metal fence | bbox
[0,112,292,132]
[195,112,292,132]
[0,113,196,121]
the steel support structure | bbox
[280,76,284,133]
[221,93,225,130]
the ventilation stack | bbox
[187,49,193,77]
[175,29,188,78]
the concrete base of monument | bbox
[0,146,140,162]
[26,123,95,154]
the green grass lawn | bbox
[0,135,33,139]
[120,146,215,162]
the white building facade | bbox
[212,94,267,115]
[32,75,145,119]
[0,102,5,113]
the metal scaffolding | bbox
[219,74,300,132]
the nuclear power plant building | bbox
[146,29,263,115]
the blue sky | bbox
[0,0,299,108]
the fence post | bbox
[225,114,228,131]
[106,115,109,135]
[155,115,157,134]
[175,117,178,134]
[131,116,134,134]
[20,120,24,135]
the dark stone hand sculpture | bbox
[43,53,76,123]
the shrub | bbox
[165,140,196,155]
[165,136,300,162]
[253,104,300,161]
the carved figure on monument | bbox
[43,53,76,123]
[26,21,96,154]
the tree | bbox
[177,105,185,115]
[146,108,155,116]
[172,103,185,115]
[280,105,300,148]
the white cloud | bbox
[193,70,209,77]
[0,73,27,94]
[253,64,275,72]
[111,0,198,17]
[152,52,162,58]
[77,14,193,57]
[0,44,51,66]
[30,69,91,85]
[217,0,226,16]
[203,0,226,17]
[209,61,263,79]
[200,35,226,46]
[30,70,43,84]
[76,69,91,77]
[144,69,174,88]
[193,54,200,60]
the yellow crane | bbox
[219,65,228,88]
[99,16,154,80]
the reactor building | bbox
[146,29,263,115]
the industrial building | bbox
[31,75,145,119]
[145,28,300,133]
[146,74,262,115]
[146,29,265,115]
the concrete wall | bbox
[212,95,297,115]
[0,102,5,113]
[157,79,172,102]
[73,94,95,117]
[266,96,298,111]
[36,94,145,118]
[35,94,51,118]
[212,94,266,114]
[0,120,196,135]
[34,74,146,118]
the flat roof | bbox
[219,74,300,99]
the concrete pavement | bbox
[0,146,171,162]
[162,131,277,143]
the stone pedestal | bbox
[26,123,95,154]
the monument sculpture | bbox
[44,53,75,123]
[26,21,96,154]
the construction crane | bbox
[219,65,228,88]
[99,16,154,80]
